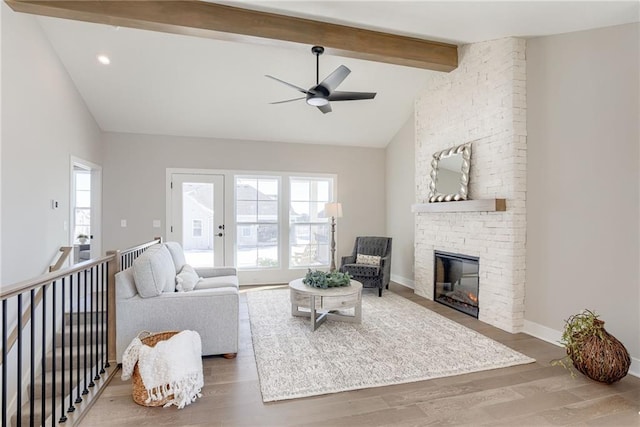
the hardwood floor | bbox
[81,284,640,426]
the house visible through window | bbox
[289,177,332,268]
[235,176,279,268]
[192,219,203,237]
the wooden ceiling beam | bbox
[6,0,458,72]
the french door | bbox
[169,174,225,267]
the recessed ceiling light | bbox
[97,55,111,65]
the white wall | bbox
[526,23,639,372]
[385,116,415,287]
[1,5,103,286]
[101,132,386,284]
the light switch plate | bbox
[121,219,127,227]
[152,220,161,228]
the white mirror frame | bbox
[428,142,472,202]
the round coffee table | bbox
[288,278,363,331]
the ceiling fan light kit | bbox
[266,45,376,114]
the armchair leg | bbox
[378,288,382,297]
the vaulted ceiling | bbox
[17,1,640,147]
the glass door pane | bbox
[171,174,225,267]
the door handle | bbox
[217,233,223,237]
[218,225,225,230]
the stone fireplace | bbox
[414,37,527,333]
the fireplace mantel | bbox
[412,199,506,213]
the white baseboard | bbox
[390,274,414,289]
[523,319,640,378]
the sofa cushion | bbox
[196,275,239,290]
[132,244,176,298]
[164,241,187,271]
[115,267,137,300]
[176,264,201,292]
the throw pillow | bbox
[176,264,201,292]
[356,253,381,266]
[132,245,176,298]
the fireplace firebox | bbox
[434,251,479,318]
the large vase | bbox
[567,319,630,384]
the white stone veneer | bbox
[414,37,527,333]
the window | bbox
[192,219,203,237]
[289,177,333,268]
[235,176,279,268]
[73,170,91,243]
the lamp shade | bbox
[325,202,343,218]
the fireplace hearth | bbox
[434,251,479,318]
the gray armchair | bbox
[340,236,392,297]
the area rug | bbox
[246,289,535,402]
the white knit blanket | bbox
[121,330,204,409]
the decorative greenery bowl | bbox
[303,269,351,289]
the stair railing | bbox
[0,238,161,426]
[1,246,74,369]
[50,246,74,273]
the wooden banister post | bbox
[106,250,121,364]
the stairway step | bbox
[18,377,95,426]
[64,310,106,325]
[30,364,107,398]
[55,322,106,347]
[45,344,92,370]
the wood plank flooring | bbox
[81,284,640,426]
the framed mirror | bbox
[428,142,472,202]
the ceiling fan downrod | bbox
[311,45,324,85]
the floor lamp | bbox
[324,202,343,272]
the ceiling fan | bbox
[266,46,376,114]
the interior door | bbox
[170,174,225,267]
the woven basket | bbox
[567,320,630,384]
[132,331,180,407]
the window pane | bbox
[236,201,257,222]
[290,180,309,201]
[258,201,278,222]
[75,172,91,191]
[316,180,330,202]
[311,224,329,244]
[257,224,278,245]
[236,178,258,200]
[237,224,256,249]
[76,190,91,208]
[258,179,278,199]
[290,224,311,245]
[290,202,310,223]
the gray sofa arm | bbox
[195,266,237,278]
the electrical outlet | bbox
[152,220,161,228]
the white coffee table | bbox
[289,278,363,331]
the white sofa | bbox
[115,242,239,363]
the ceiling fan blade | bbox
[319,65,351,92]
[317,103,332,114]
[329,91,377,101]
[270,97,306,105]
[265,75,311,95]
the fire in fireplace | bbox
[434,251,479,318]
